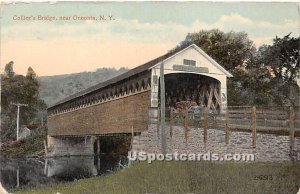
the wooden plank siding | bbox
[48,90,151,136]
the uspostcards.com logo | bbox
[128,151,255,163]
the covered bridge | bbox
[46,44,233,156]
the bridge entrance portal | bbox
[163,73,222,113]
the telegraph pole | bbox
[11,103,28,141]
[160,62,166,154]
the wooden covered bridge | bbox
[46,44,233,156]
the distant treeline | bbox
[39,67,128,106]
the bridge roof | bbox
[48,44,232,109]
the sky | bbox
[0,2,299,76]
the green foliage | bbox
[261,34,299,106]
[0,127,46,158]
[240,34,300,106]
[1,63,47,142]
[26,66,37,80]
[174,29,256,73]
[266,34,299,82]
[4,61,15,78]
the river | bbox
[0,154,128,192]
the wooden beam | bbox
[198,85,206,106]
[184,110,189,142]
[160,63,167,154]
[97,138,101,155]
[170,109,174,138]
[289,106,295,152]
[206,86,217,113]
[213,88,222,107]
[252,106,257,148]
[225,108,230,144]
[206,85,214,110]
[204,107,208,143]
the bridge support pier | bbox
[96,138,101,155]
[46,135,95,157]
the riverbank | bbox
[16,161,300,194]
[0,133,45,158]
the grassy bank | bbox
[0,133,45,158]
[16,161,300,194]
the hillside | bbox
[39,67,128,107]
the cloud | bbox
[219,13,253,24]
[211,13,298,46]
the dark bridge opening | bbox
[162,73,221,112]
[93,135,132,155]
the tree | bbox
[266,34,299,83]
[1,62,46,142]
[173,29,256,105]
[227,34,299,106]
[26,66,37,80]
[24,67,40,122]
[240,46,274,105]
[256,34,300,106]
[4,61,15,78]
[174,29,256,74]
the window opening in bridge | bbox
[183,59,196,66]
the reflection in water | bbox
[0,154,127,192]
[45,156,97,180]
[0,157,50,191]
